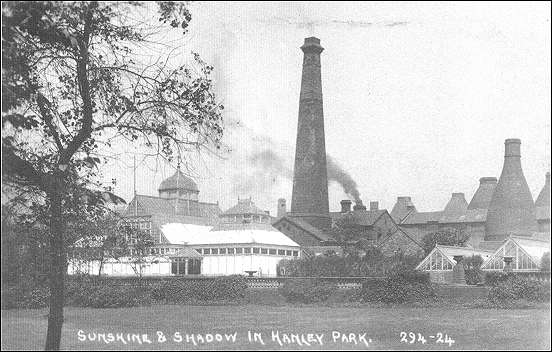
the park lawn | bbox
[1,305,550,350]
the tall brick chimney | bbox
[485,139,538,240]
[277,198,287,218]
[289,37,331,229]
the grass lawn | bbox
[1,305,550,350]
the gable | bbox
[273,217,329,246]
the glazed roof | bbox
[160,223,299,247]
[158,169,199,192]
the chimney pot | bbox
[504,138,521,157]
[277,198,287,218]
[340,200,352,213]
[370,201,379,211]
[353,201,367,211]
[480,177,497,184]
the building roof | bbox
[277,216,335,242]
[439,208,487,224]
[416,244,493,271]
[158,169,199,192]
[124,195,221,221]
[222,198,268,216]
[167,247,202,258]
[330,209,387,226]
[160,223,300,247]
[468,177,497,210]
[476,240,504,252]
[390,197,417,223]
[401,211,443,225]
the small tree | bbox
[421,228,470,255]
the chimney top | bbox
[546,172,551,183]
[301,37,324,54]
[370,201,379,211]
[504,138,521,157]
[452,192,465,198]
[480,177,497,184]
[340,199,352,213]
[353,201,367,211]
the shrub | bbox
[149,276,248,304]
[360,269,434,304]
[484,271,512,286]
[487,275,551,307]
[278,279,337,303]
[1,282,49,309]
[465,268,484,285]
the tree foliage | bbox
[421,227,470,255]
[2,2,223,349]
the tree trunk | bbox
[45,181,66,351]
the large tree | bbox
[1,2,224,350]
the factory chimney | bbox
[277,198,287,218]
[289,37,331,229]
[485,139,538,240]
[370,201,379,211]
[535,172,550,208]
[340,200,352,213]
[468,177,497,210]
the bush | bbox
[1,282,49,309]
[360,269,434,304]
[465,268,484,285]
[278,279,337,303]
[484,271,512,286]
[150,276,248,304]
[487,275,551,307]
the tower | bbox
[289,37,331,229]
[485,139,538,240]
[468,177,497,210]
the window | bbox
[286,250,292,256]
[211,248,219,255]
[236,248,243,254]
[244,248,251,254]
[269,249,276,255]
[261,248,268,254]
[253,248,260,254]
[203,248,211,255]
[228,248,235,254]
[219,248,227,255]
[278,250,286,255]
[292,251,298,257]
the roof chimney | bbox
[353,201,366,211]
[370,201,379,211]
[340,200,352,213]
[277,198,287,218]
[468,177,497,210]
[485,139,538,240]
[535,172,551,208]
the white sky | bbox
[105,1,551,215]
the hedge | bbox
[278,279,337,303]
[360,269,435,304]
[486,274,551,307]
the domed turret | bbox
[158,168,199,201]
[221,198,271,224]
[485,139,538,240]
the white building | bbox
[68,168,301,277]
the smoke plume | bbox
[243,147,363,204]
[326,155,362,204]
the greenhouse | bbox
[481,236,550,271]
[416,245,492,271]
